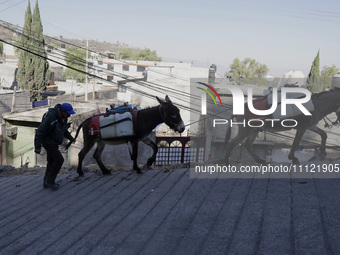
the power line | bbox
[0,0,25,13]
[0,21,201,101]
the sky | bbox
[1,0,340,77]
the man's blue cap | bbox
[61,103,76,114]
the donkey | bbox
[224,88,340,165]
[71,96,185,176]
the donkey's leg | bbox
[77,137,96,177]
[142,137,158,170]
[131,141,142,174]
[224,127,249,164]
[244,129,266,164]
[309,125,327,160]
[288,128,308,164]
[93,141,111,175]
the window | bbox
[123,65,129,71]
[107,76,113,82]
[118,84,126,93]
[98,60,103,65]
[107,64,114,71]
[137,66,146,72]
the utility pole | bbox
[11,86,16,112]
[85,40,88,101]
[93,75,95,100]
[1,122,6,165]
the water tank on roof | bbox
[210,64,217,72]
[283,70,305,79]
[331,73,340,89]
[283,70,306,85]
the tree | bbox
[64,47,86,83]
[118,48,134,60]
[306,50,320,92]
[118,47,162,61]
[227,58,269,82]
[17,1,33,91]
[137,48,162,61]
[0,41,3,55]
[16,0,50,101]
[318,65,339,91]
[31,0,50,100]
[321,65,339,78]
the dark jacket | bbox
[34,104,73,151]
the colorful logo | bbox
[197,82,222,115]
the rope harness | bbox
[158,105,183,131]
[323,115,340,129]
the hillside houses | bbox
[0,44,216,167]
[1,42,340,168]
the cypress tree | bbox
[306,50,320,92]
[31,0,50,100]
[17,0,32,90]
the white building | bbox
[87,57,215,135]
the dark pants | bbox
[43,145,64,184]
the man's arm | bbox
[34,115,52,153]
[64,128,75,143]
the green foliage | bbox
[137,48,162,61]
[31,0,50,100]
[306,50,320,92]
[16,0,50,101]
[321,65,339,78]
[313,65,340,91]
[226,58,269,83]
[64,47,86,83]
[0,41,3,55]
[118,48,134,60]
[17,1,32,91]
[118,47,162,61]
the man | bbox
[34,103,76,190]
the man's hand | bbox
[34,149,41,154]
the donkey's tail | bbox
[65,120,84,150]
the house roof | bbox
[2,103,105,123]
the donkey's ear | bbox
[156,96,164,105]
[165,95,172,103]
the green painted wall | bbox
[6,125,36,167]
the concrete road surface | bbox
[1,168,340,254]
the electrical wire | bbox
[1,20,340,149]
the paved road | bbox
[1,168,340,254]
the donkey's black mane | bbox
[138,105,159,113]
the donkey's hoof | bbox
[78,171,85,177]
[257,159,267,165]
[103,170,112,175]
[292,158,301,165]
[142,164,153,170]
[137,169,143,174]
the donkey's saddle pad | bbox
[88,112,134,138]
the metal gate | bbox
[155,136,205,166]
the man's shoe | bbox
[43,176,48,189]
[44,182,59,191]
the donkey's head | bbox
[157,95,185,133]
